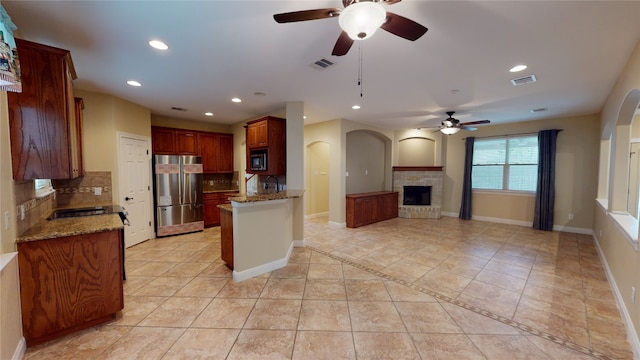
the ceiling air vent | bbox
[310,58,336,71]
[171,106,188,112]
[531,107,548,113]
[511,74,537,86]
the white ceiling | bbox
[3,1,640,130]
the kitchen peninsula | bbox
[220,190,304,282]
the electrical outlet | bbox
[19,205,25,220]
[568,213,574,220]
[632,287,636,304]
[4,211,9,230]
[209,180,214,185]
[94,187,102,196]
[345,171,349,177]
[365,170,368,175]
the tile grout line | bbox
[306,245,613,360]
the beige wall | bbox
[441,114,599,232]
[151,114,232,133]
[395,128,441,166]
[594,40,640,351]
[346,130,388,194]
[76,90,152,202]
[305,141,330,215]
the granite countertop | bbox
[229,190,304,203]
[218,203,232,212]
[17,210,125,243]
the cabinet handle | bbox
[125,197,134,201]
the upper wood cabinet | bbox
[151,126,176,154]
[245,116,286,175]
[152,126,234,173]
[175,130,198,155]
[198,132,234,173]
[8,39,83,180]
[74,98,85,177]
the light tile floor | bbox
[23,216,633,359]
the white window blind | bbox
[472,135,538,192]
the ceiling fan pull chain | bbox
[358,42,363,97]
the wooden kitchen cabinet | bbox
[17,230,124,346]
[199,133,234,173]
[346,191,399,228]
[151,126,176,154]
[204,192,238,227]
[175,130,198,155]
[245,116,286,175]
[220,206,234,269]
[8,39,83,180]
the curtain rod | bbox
[461,129,562,140]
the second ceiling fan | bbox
[273,0,428,56]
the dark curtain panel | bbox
[533,129,560,231]
[459,136,474,220]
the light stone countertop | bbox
[228,190,304,203]
[16,213,124,243]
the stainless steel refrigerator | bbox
[153,155,204,237]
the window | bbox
[34,179,54,198]
[472,135,538,192]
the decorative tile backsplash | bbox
[203,172,239,192]
[53,171,113,207]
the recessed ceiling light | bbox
[204,112,214,116]
[352,105,361,110]
[149,40,168,50]
[126,80,142,87]
[509,64,528,72]
[231,97,242,103]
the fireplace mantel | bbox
[392,166,443,172]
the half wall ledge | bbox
[392,166,443,172]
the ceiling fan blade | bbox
[273,8,341,23]
[384,0,403,4]
[332,31,355,56]
[460,126,478,131]
[459,120,490,126]
[380,12,428,41]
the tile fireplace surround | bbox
[393,166,443,219]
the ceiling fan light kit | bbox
[440,127,461,135]
[338,1,386,40]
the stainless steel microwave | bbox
[250,151,267,171]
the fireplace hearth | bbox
[403,186,431,205]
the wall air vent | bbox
[511,74,537,86]
[171,107,188,112]
[530,107,548,113]
[310,58,336,71]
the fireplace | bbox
[403,186,431,205]
[393,166,443,219]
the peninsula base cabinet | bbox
[220,207,234,269]
[17,230,124,346]
[346,191,399,228]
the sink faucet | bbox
[265,175,279,193]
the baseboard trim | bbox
[305,212,328,219]
[12,337,26,360]
[232,242,294,282]
[441,212,593,234]
[593,233,640,359]
[328,221,346,229]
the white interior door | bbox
[118,133,152,247]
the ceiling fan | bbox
[273,0,428,56]
[432,111,491,135]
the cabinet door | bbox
[151,127,176,154]
[256,121,269,147]
[246,123,259,148]
[217,134,234,173]
[175,130,198,155]
[8,39,78,180]
[220,208,233,269]
[203,195,220,227]
[198,133,217,173]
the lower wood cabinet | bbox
[220,206,233,269]
[17,230,124,346]
[346,191,399,228]
[204,192,238,227]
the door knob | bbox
[125,197,134,201]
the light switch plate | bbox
[4,211,9,230]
